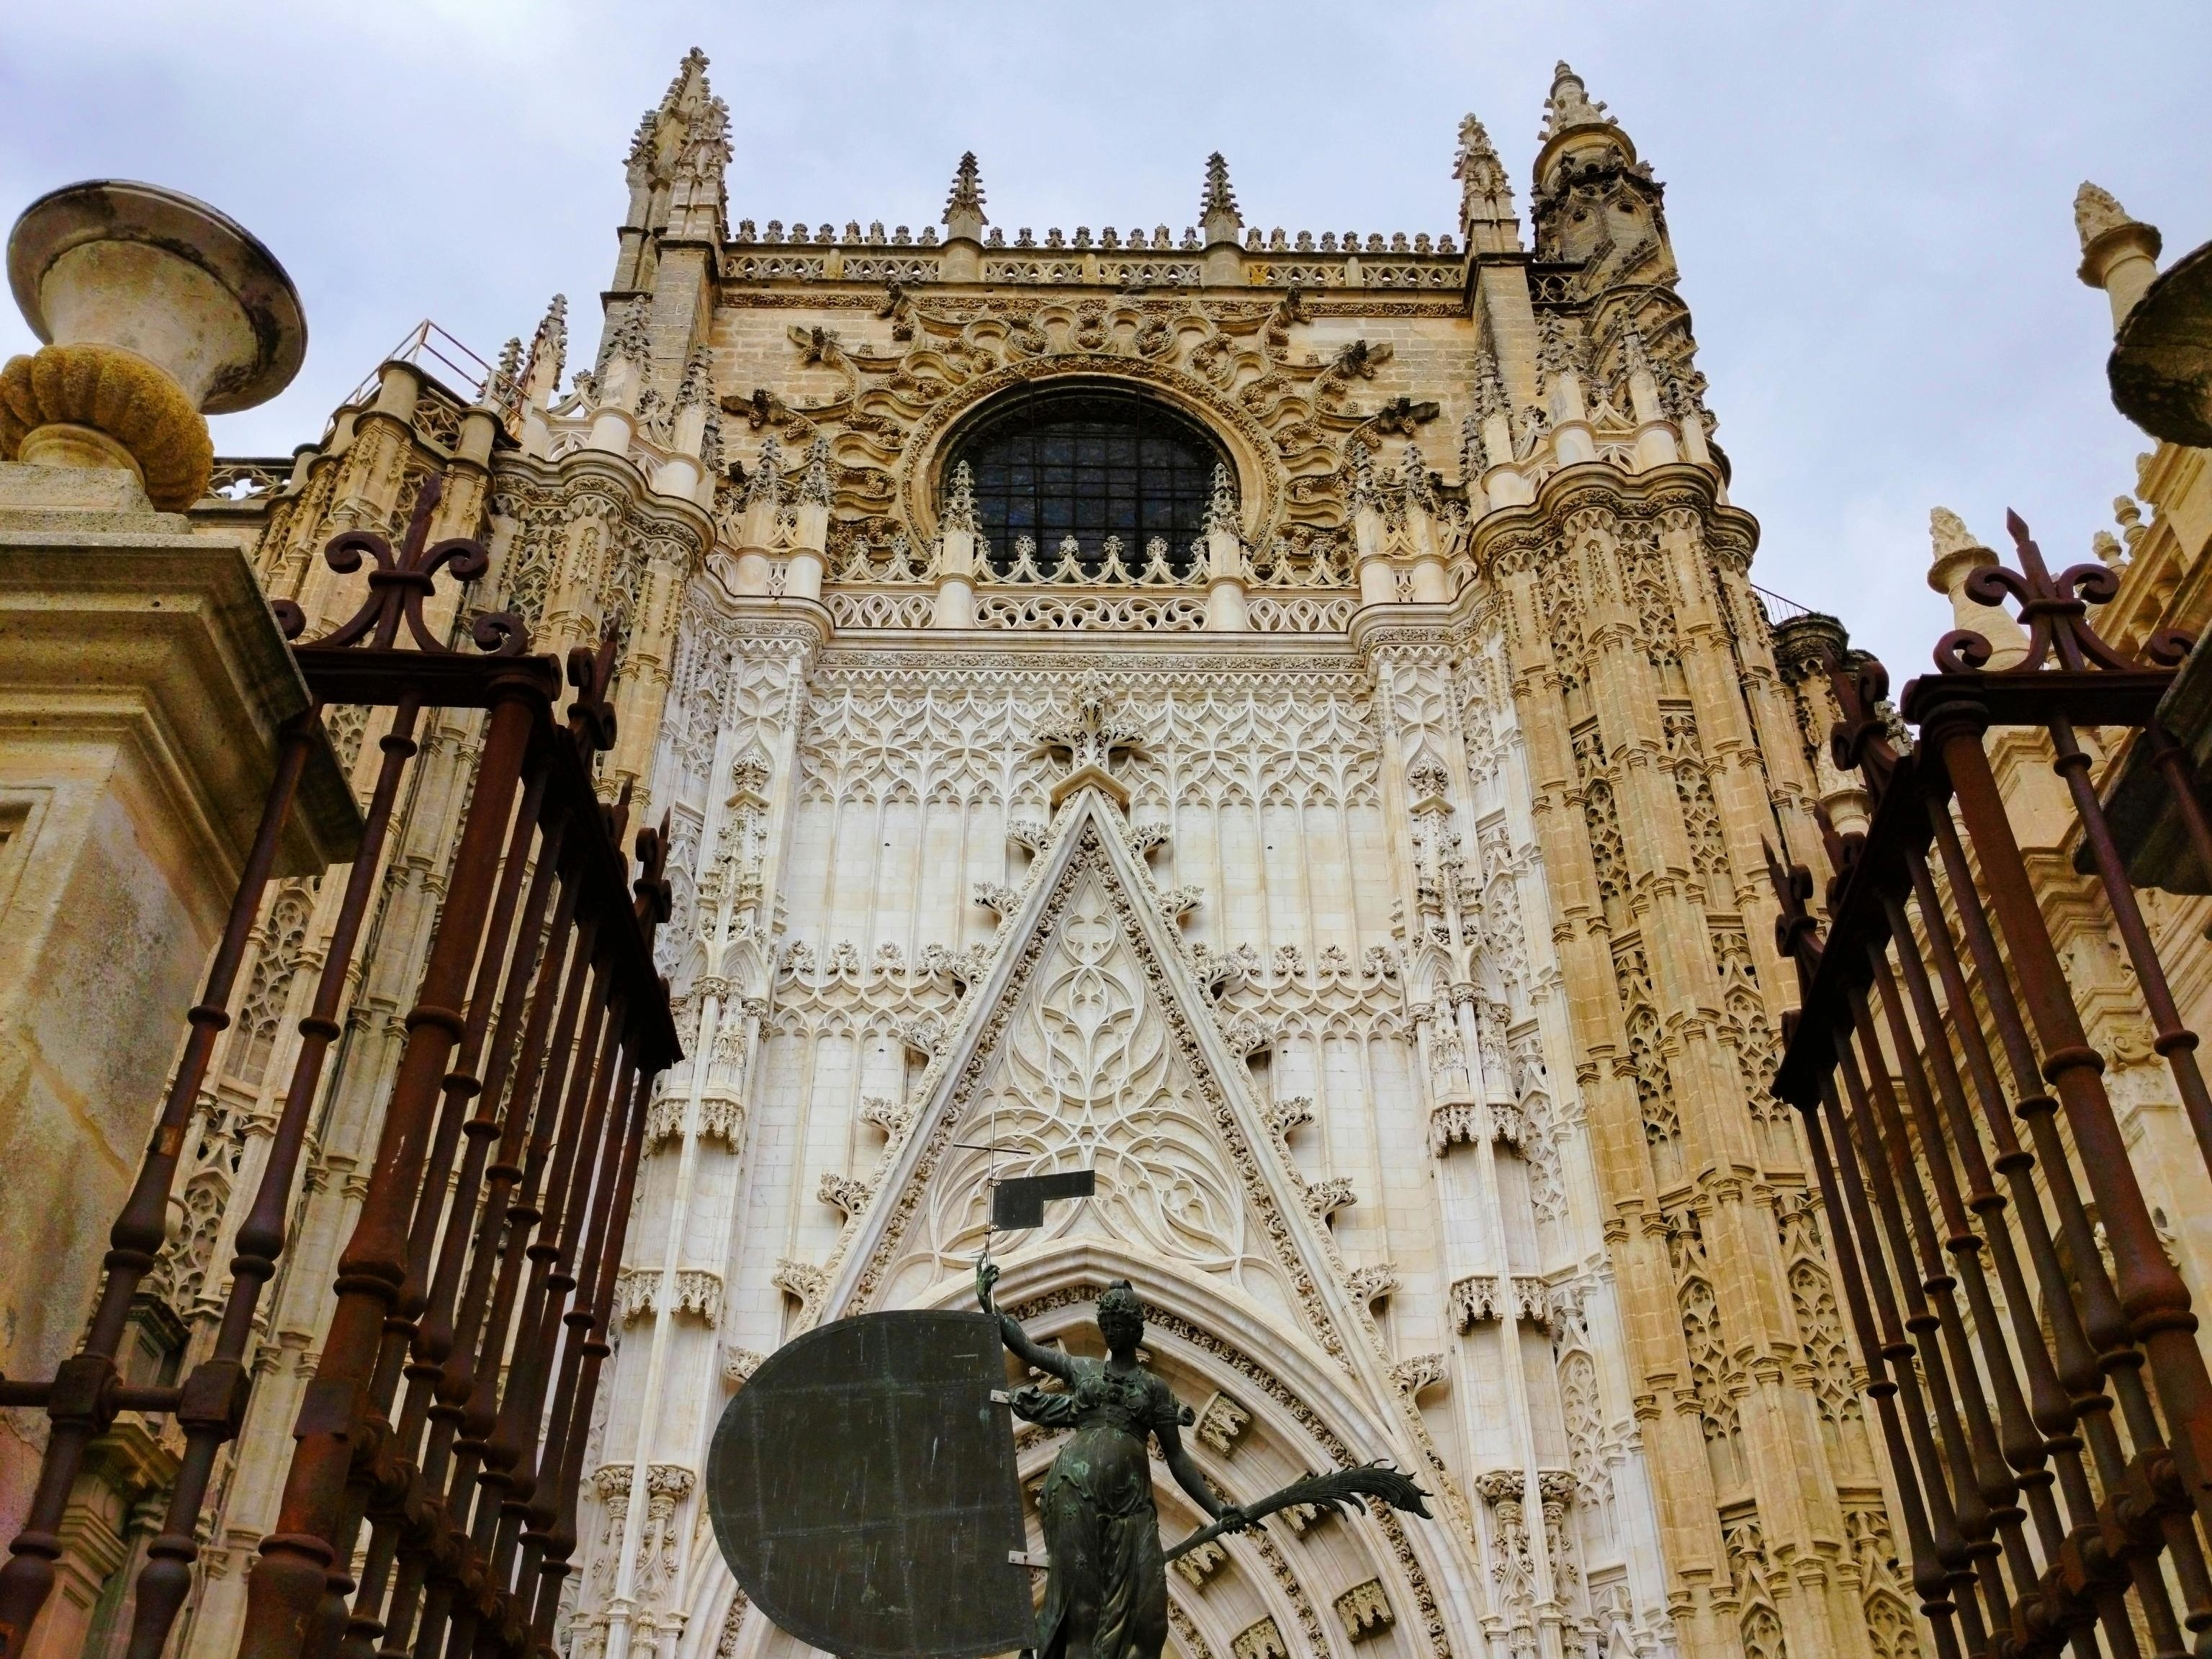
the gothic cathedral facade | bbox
[157,49,1915,1659]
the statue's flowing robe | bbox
[1012,1359,1186,1659]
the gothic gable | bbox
[812,788,1359,1369]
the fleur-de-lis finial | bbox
[1933,510,2193,675]
[281,472,526,657]
[565,625,621,759]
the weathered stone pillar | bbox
[0,181,356,1553]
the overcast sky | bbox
[4,1,2206,677]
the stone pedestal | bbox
[0,462,354,1544]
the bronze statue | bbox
[977,1263,1246,1659]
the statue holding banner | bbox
[976,1264,1247,1659]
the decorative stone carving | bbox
[1232,1616,1288,1659]
[1335,1578,1394,1642]
[615,1267,724,1327]
[1389,1352,1447,1399]
[1426,1100,1481,1154]
[1302,1176,1356,1224]
[817,1171,876,1219]
[1192,1390,1252,1455]
[1172,1537,1229,1589]
[912,859,1260,1284]
[1264,1094,1315,1142]
[1344,1263,1399,1307]
[1475,1470,1536,1627]
[771,1258,827,1323]
[1449,1272,1548,1331]
[636,1465,696,1603]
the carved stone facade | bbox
[115,45,1928,1659]
[552,50,1910,1659]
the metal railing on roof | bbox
[1750,581,1815,626]
[343,318,495,408]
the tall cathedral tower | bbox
[136,50,1911,1659]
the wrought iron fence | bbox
[1770,513,2212,1659]
[0,475,679,1659]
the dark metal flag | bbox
[706,1310,1036,1659]
[989,1168,1096,1231]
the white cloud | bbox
[2,0,2205,675]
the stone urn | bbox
[2,179,306,508]
[2111,235,2212,449]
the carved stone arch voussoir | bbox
[897,358,1291,550]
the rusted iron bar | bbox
[329,760,552,1658]
[235,667,546,1658]
[125,691,429,1659]
[1768,514,2212,1659]
[1920,804,2212,1649]
[0,473,678,1659]
[343,805,575,1659]
[1928,692,2212,1527]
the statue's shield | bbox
[706,1310,1036,1659]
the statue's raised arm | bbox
[976,1257,1076,1385]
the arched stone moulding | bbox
[897,360,1283,549]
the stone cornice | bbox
[1466,458,1758,574]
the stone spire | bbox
[660,46,709,114]
[1539,61,1612,140]
[1455,114,1519,255]
[1200,153,1242,246]
[614,49,720,293]
[521,293,567,402]
[486,336,522,410]
[2074,181,2164,332]
[1528,57,1673,294]
[945,153,988,243]
[629,48,715,188]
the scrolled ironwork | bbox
[1766,508,2212,1659]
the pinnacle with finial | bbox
[485,337,522,409]
[1202,462,1239,537]
[1454,112,1516,245]
[799,434,835,506]
[1454,114,1502,181]
[522,294,567,399]
[1540,60,1612,140]
[662,46,710,112]
[678,347,716,410]
[942,460,979,534]
[945,152,988,239]
[1202,153,1238,218]
[2074,181,2139,251]
[1929,506,1983,559]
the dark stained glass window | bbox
[947,387,1224,579]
